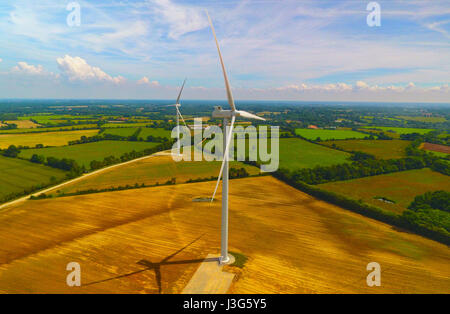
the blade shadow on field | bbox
[84,233,212,293]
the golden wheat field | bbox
[5,120,41,129]
[0,176,448,294]
[0,129,99,148]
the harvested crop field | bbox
[0,125,99,134]
[322,140,411,159]
[0,130,99,149]
[0,176,448,293]
[52,154,260,195]
[318,168,450,214]
[420,142,450,155]
[359,128,400,139]
[5,120,40,129]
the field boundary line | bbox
[0,150,171,211]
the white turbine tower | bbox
[207,12,265,264]
[167,79,189,155]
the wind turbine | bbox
[167,79,189,155]
[206,12,265,264]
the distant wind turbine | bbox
[206,11,265,264]
[167,79,189,155]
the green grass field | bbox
[102,127,172,140]
[295,129,369,140]
[361,126,435,135]
[18,114,99,125]
[427,150,449,158]
[277,138,351,170]
[102,122,152,128]
[139,127,172,140]
[19,114,98,126]
[19,141,161,168]
[0,156,66,202]
[322,140,411,159]
[102,128,139,137]
[209,137,351,172]
[0,130,100,149]
[318,168,450,214]
[396,116,447,123]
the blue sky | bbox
[0,0,449,101]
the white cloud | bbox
[152,0,208,39]
[11,61,52,76]
[56,55,125,84]
[81,20,150,55]
[272,81,449,94]
[429,84,449,92]
[0,0,448,101]
[406,82,416,90]
[276,82,353,92]
[355,81,369,90]
[137,76,160,86]
[0,58,2,63]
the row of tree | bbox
[281,156,429,185]
[401,131,449,146]
[402,191,450,237]
[1,177,61,204]
[408,191,449,212]
[31,180,178,200]
[68,129,170,146]
[405,140,449,175]
[34,167,252,200]
[30,154,84,177]
[0,123,17,130]
[273,169,450,245]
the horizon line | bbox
[0,98,449,106]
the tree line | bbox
[280,156,428,185]
[68,128,170,146]
[402,191,450,239]
[401,130,449,146]
[273,169,450,245]
[32,167,253,200]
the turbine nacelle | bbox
[212,106,266,121]
[212,107,232,119]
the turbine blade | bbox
[211,115,236,202]
[176,78,187,105]
[176,106,190,130]
[206,11,236,112]
[238,110,266,121]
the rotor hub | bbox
[212,106,234,119]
